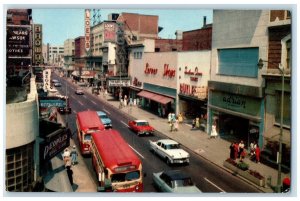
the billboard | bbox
[7,25,31,57]
[104,22,116,42]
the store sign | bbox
[108,79,130,87]
[104,22,116,42]
[180,84,207,99]
[7,26,30,56]
[40,128,71,162]
[133,77,142,87]
[184,66,203,76]
[43,69,51,91]
[223,95,246,109]
[163,64,176,78]
[144,63,158,75]
[85,9,91,52]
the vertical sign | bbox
[104,22,116,42]
[85,9,91,52]
[43,69,51,92]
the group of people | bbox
[168,112,183,132]
[229,140,260,163]
[63,145,78,186]
[191,114,206,130]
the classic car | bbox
[153,170,201,193]
[97,111,112,129]
[54,82,62,87]
[128,120,154,135]
[149,139,190,165]
[75,88,84,95]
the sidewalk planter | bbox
[223,159,265,187]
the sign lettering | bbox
[85,9,91,52]
[163,64,176,78]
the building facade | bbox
[262,10,291,169]
[208,10,269,147]
[63,38,75,77]
[48,45,64,67]
[6,9,40,192]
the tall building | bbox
[48,45,64,67]
[6,9,39,192]
[63,38,75,77]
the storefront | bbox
[208,88,264,148]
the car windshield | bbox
[166,144,180,149]
[111,171,140,183]
[137,121,149,126]
[173,178,194,187]
[100,114,108,119]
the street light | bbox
[257,58,284,193]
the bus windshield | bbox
[111,171,140,183]
[84,134,91,141]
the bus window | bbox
[125,171,140,181]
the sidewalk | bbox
[82,85,290,193]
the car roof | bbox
[163,170,191,181]
[135,120,148,123]
[158,139,179,145]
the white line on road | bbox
[103,108,110,115]
[78,100,84,106]
[121,121,128,127]
[91,100,97,105]
[128,145,145,159]
[204,177,226,193]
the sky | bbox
[31,8,213,46]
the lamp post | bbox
[257,58,284,193]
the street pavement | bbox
[52,76,291,193]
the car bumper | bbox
[138,131,154,135]
[172,158,190,164]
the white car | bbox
[149,139,190,165]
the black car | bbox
[260,149,290,173]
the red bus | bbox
[76,110,105,154]
[91,130,143,192]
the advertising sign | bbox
[43,69,51,91]
[7,26,31,57]
[104,22,116,42]
[39,128,71,163]
[108,79,130,87]
[85,9,91,52]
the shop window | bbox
[218,47,259,78]
[275,91,291,127]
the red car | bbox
[128,120,155,136]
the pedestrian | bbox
[249,141,257,160]
[168,113,172,123]
[63,148,71,168]
[71,145,78,165]
[174,118,179,131]
[195,117,200,129]
[238,140,245,161]
[192,119,196,129]
[234,142,239,160]
[229,142,235,160]
[171,113,176,122]
[178,113,183,124]
[169,120,174,132]
[66,166,74,186]
[210,122,218,138]
[255,145,261,163]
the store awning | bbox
[81,71,96,79]
[137,90,173,105]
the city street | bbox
[53,73,261,193]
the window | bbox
[275,91,291,127]
[281,35,291,70]
[218,48,259,77]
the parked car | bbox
[75,88,84,95]
[149,139,190,165]
[97,111,112,129]
[153,170,201,193]
[54,82,62,87]
[52,79,59,83]
[128,120,155,136]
